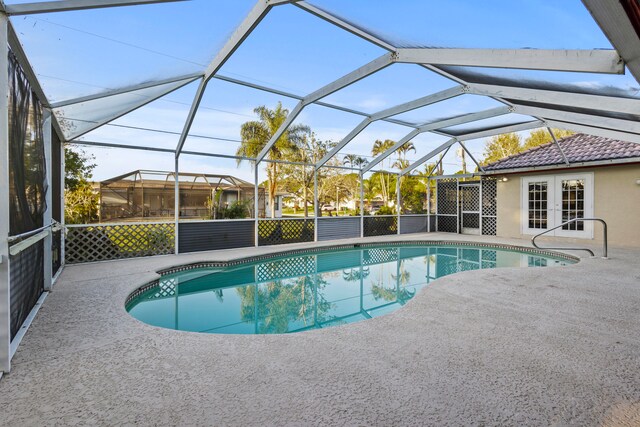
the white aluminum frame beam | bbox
[458,140,485,173]
[50,73,202,109]
[62,75,197,141]
[361,106,511,174]
[544,119,640,144]
[511,102,640,135]
[582,0,640,83]
[316,85,465,169]
[401,139,458,176]
[401,120,544,176]
[176,0,296,157]
[255,52,395,163]
[456,120,544,142]
[213,73,417,128]
[468,83,640,115]
[0,9,11,374]
[547,127,570,166]
[395,48,624,74]
[4,0,188,15]
[294,1,396,51]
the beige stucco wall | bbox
[496,164,640,248]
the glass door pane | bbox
[561,179,585,231]
[527,180,550,230]
[554,173,593,239]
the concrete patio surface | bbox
[0,233,639,426]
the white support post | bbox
[174,157,179,255]
[359,172,364,238]
[456,179,460,234]
[59,140,65,267]
[396,173,401,235]
[313,169,318,242]
[254,162,259,247]
[426,178,431,232]
[1,10,11,374]
[42,110,52,291]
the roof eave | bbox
[483,156,640,175]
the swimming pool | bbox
[126,243,575,334]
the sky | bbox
[8,0,640,182]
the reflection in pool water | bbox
[127,246,572,334]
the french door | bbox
[521,173,593,238]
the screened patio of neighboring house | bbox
[96,170,263,222]
[2,0,640,376]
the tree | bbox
[236,103,310,218]
[482,132,522,165]
[281,132,333,217]
[482,129,576,166]
[371,139,396,204]
[65,147,96,191]
[342,154,368,169]
[523,128,574,151]
[392,142,415,171]
[64,147,98,224]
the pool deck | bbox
[1,233,639,426]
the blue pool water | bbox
[126,244,574,334]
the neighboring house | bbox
[96,170,281,222]
[484,134,640,248]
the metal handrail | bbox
[531,217,608,258]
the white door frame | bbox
[521,172,594,239]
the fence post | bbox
[427,178,431,232]
[254,162,259,247]
[174,157,180,254]
[396,173,401,235]
[1,11,12,373]
[313,168,318,242]
[359,172,364,238]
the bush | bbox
[375,205,395,215]
[218,200,250,219]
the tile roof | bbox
[484,133,640,171]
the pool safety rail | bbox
[532,218,608,258]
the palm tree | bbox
[342,155,368,211]
[392,142,415,171]
[236,103,310,218]
[342,154,368,169]
[371,139,396,204]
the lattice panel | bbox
[482,216,497,236]
[437,216,457,233]
[66,223,175,264]
[256,255,316,282]
[151,278,177,299]
[481,179,497,217]
[463,213,480,229]
[363,247,398,266]
[437,180,458,215]
[460,185,480,211]
[258,219,314,246]
[458,260,479,272]
[435,256,459,277]
[363,216,398,237]
[481,261,497,269]
[481,250,497,262]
